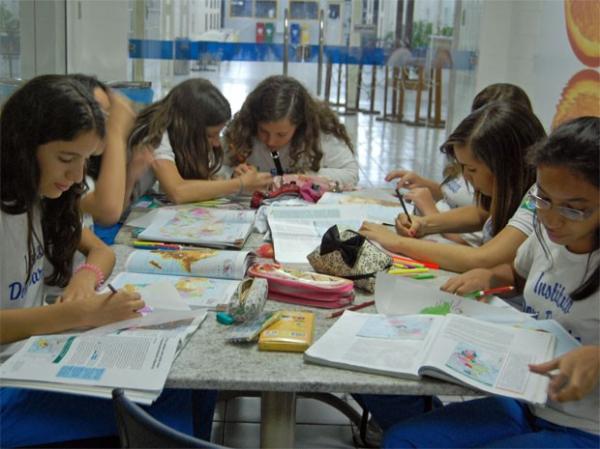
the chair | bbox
[111,389,226,449]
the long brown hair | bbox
[441,101,546,237]
[527,116,599,301]
[224,75,353,172]
[128,78,231,179]
[1,75,105,286]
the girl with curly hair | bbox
[223,75,359,187]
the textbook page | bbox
[267,204,401,266]
[420,314,554,405]
[0,333,179,404]
[125,248,253,279]
[304,311,445,379]
[111,272,239,310]
[375,273,531,323]
[138,207,256,248]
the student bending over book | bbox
[224,75,359,188]
[0,75,215,447]
[386,83,534,246]
[129,78,272,205]
[360,101,546,273]
[382,117,600,449]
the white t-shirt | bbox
[238,134,359,188]
[515,229,600,434]
[1,206,46,310]
[481,185,536,244]
[437,176,482,246]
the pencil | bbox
[395,188,412,224]
[465,285,514,299]
[107,283,118,296]
[327,300,375,319]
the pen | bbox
[107,283,118,296]
[327,300,375,319]
[465,285,515,299]
[395,188,412,225]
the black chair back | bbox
[112,389,226,449]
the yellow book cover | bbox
[258,310,315,352]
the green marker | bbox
[412,273,435,280]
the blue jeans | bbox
[383,396,600,448]
[353,394,442,431]
[0,387,216,448]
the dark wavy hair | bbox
[223,75,353,172]
[1,75,105,286]
[68,74,110,180]
[128,78,230,180]
[440,101,546,237]
[527,116,600,300]
[471,83,533,113]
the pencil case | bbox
[307,225,392,293]
[226,277,268,323]
[248,263,355,308]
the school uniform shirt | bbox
[515,228,600,434]
[241,134,359,188]
[0,206,46,359]
[436,176,483,246]
[481,185,536,243]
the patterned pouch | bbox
[307,225,392,292]
[227,277,269,322]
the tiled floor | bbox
[161,62,453,448]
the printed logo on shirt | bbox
[445,179,462,193]
[521,195,536,212]
[8,243,45,301]
[528,271,573,314]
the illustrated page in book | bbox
[420,313,554,405]
[111,272,239,309]
[305,311,554,405]
[138,207,256,248]
[374,273,532,323]
[125,249,253,279]
[267,204,401,266]
[0,313,207,404]
[304,311,443,379]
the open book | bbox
[110,249,254,309]
[137,206,256,249]
[267,204,403,267]
[305,311,555,405]
[0,311,206,404]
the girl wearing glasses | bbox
[382,116,600,448]
[223,75,359,188]
[360,101,546,272]
[128,78,272,205]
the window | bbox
[230,0,253,17]
[255,0,276,18]
[289,1,318,20]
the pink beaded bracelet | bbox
[74,263,105,290]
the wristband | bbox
[74,263,105,290]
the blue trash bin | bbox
[290,23,301,46]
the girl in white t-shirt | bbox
[223,75,359,188]
[360,101,545,273]
[128,78,272,205]
[382,116,600,448]
[0,75,207,447]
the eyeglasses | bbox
[527,192,598,221]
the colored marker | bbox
[465,285,515,299]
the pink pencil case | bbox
[247,263,355,309]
